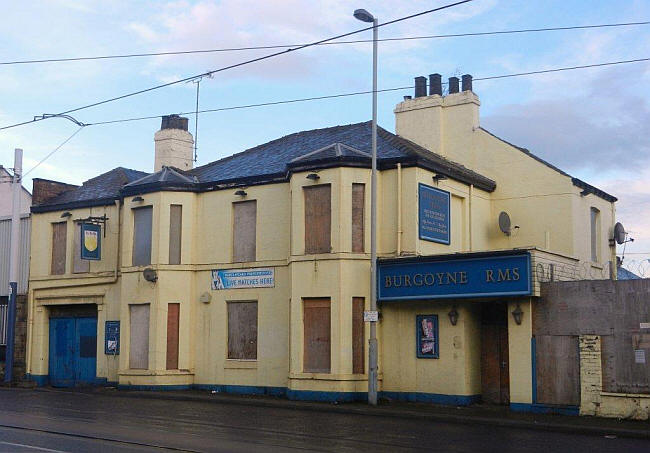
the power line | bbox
[85,56,650,127]
[1,21,647,66]
[0,0,473,132]
[23,127,84,177]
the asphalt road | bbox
[0,388,649,452]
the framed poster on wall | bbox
[416,314,439,359]
[418,183,450,244]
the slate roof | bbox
[34,119,615,212]
[32,167,149,212]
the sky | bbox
[0,0,648,274]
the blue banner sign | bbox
[80,223,101,260]
[105,321,120,355]
[378,253,531,301]
[419,183,450,244]
[211,268,275,290]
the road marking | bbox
[0,441,69,452]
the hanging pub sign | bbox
[81,223,102,260]
[418,183,450,244]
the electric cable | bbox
[22,127,85,178]
[0,0,473,132]
[0,21,646,66]
[85,57,650,127]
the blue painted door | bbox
[49,317,97,387]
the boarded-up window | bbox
[51,222,67,275]
[132,207,153,266]
[73,223,90,273]
[129,304,150,369]
[304,185,331,254]
[169,205,182,265]
[590,207,600,262]
[227,302,258,360]
[166,303,180,369]
[352,184,365,253]
[303,298,331,373]
[352,297,365,374]
[233,201,256,262]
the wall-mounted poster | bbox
[81,223,102,260]
[105,320,120,355]
[416,314,439,359]
[418,183,450,244]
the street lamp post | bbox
[353,8,378,406]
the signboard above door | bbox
[378,253,531,301]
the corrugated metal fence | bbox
[0,215,30,296]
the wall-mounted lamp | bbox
[132,196,144,203]
[448,306,459,326]
[306,173,320,181]
[60,211,72,218]
[234,190,247,197]
[511,303,523,325]
[433,174,447,183]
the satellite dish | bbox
[614,222,626,245]
[498,211,511,236]
[143,268,158,283]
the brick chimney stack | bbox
[154,115,194,172]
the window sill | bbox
[224,360,257,369]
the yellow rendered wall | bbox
[380,301,481,397]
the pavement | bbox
[1,387,650,452]
[32,385,650,439]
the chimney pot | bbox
[161,114,189,131]
[461,74,473,92]
[429,73,442,96]
[414,76,427,98]
[448,76,460,94]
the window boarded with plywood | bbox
[73,223,90,273]
[51,222,67,275]
[228,302,258,360]
[129,304,150,370]
[166,303,180,369]
[352,297,365,374]
[303,298,331,373]
[233,201,257,262]
[132,206,153,266]
[169,205,182,265]
[304,185,331,254]
[352,184,365,253]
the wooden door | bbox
[481,303,510,405]
[303,298,331,373]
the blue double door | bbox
[49,317,97,387]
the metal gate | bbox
[48,317,97,387]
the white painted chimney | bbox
[154,115,194,172]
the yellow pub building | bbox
[25,74,617,411]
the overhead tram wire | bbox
[1,21,648,66]
[19,55,650,177]
[22,126,84,177]
[85,56,650,127]
[0,0,474,132]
